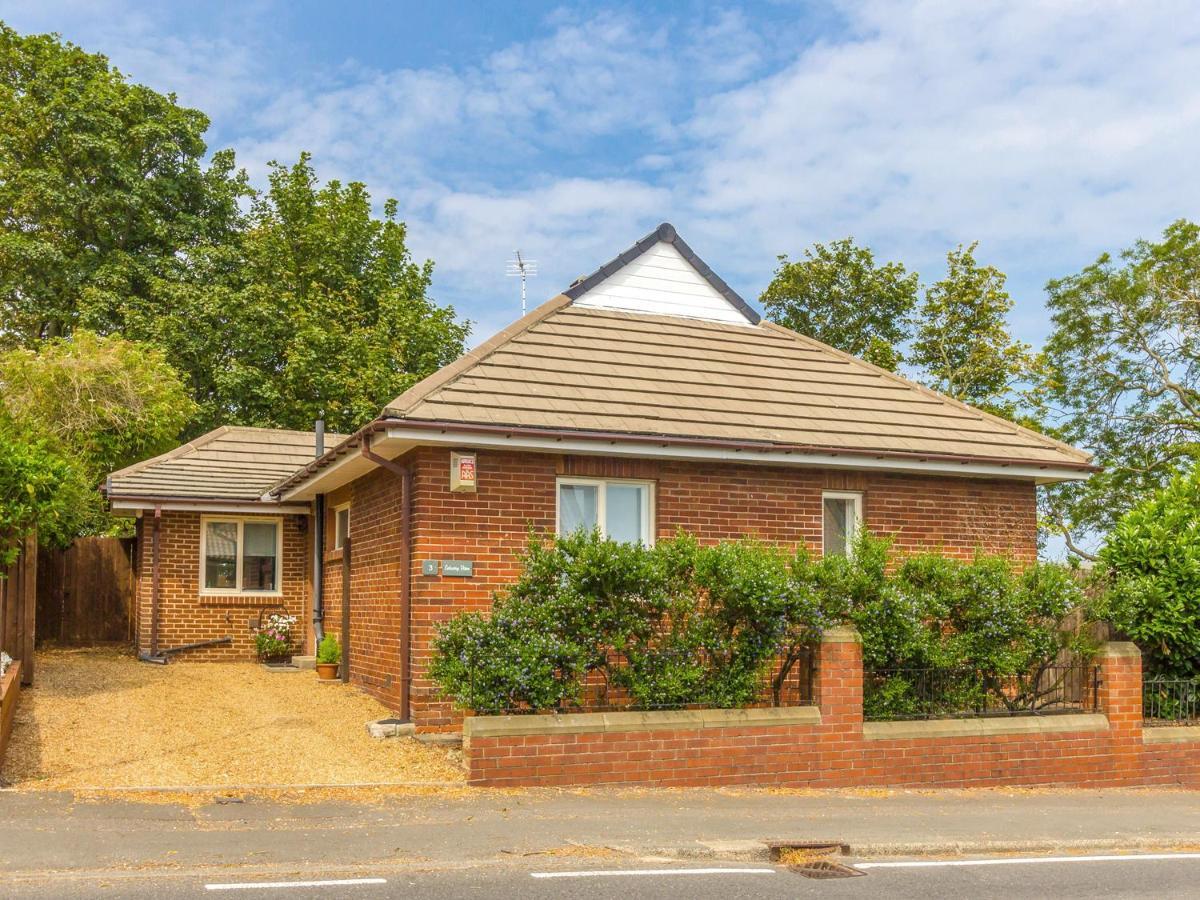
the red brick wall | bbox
[466,640,1200,789]
[400,449,1036,727]
[132,511,310,661]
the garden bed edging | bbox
[1,660,21,769]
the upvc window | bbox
[200,517,282,594]
[333,503,350,550]
[822,491,863,558]
[557,478,654,545]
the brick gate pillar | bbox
[1098,641,1143,786]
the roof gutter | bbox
[382,418,1098,476]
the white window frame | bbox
[199,515,284,597]
[333,502,351,551]
[821,491,863,558]
[555,477,656,546]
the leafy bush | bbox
[316,634,341,665]
[431,530,1092,717]
[431,531,836,713]
[1099,470,1200,678]
[837,533,1094,719]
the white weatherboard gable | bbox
[571,241,754,325]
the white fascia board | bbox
[385,426,1089,485]
[110,499,311,515]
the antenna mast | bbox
[506,250,538,316]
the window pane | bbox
[335,507,349,549]
[606,484,646,544]
[823,498,852,557]
[204,522,238,589]
[242,522,278,591]
[559,484,598,535]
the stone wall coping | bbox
[862,712,1109,741]
[821,626,862,644]
[1099,642,1141,659]
[463,705,822,739]
[1142,725,1200,745]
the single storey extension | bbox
[105,223,1094,729]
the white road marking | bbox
[204,878,387,891]
[531,867,777,879]
[857,853,1200,870]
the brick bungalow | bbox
[106,223,1093,729]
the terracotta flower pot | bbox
[316,662,339,680]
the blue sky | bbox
[4,0,1200,347]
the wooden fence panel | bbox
[0,532,37,685]
[36,537,133,646]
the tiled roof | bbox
[107,426,342,502]
[385,300,1091,468]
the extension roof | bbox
[107,426,342,504]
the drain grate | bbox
[791,859,866,879]
[767,840,865,879]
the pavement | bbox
[4,786,1200,897]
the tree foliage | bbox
[0,24,246,345]
[0,331,194,535]
[1040,220,1200,544]
[759,238,919,370]
[147,155,467,434]
[1098,469,1200,678]
[910,242,1034,418]
[0,418,89,566]
[1,26,467,439]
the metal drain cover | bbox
[791,859,866,879]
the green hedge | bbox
[431,530,1092,716]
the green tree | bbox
[0,331,195,533]
[910,242,1034,418]
[156,155,468,434]
[0,24,247,345]
[0,419,88,567]
[759,238,919,370]
[1040,220,1200,551]
[1098,470,1200,678]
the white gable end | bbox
[571,241,754,325]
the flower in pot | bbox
[255,612,297,664]
[316,634,341,680]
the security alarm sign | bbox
[450,451,477,492]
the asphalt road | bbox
[4,855,1200,899]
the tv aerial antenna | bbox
[506,250,538,316]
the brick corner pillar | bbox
[1098,641,1143,785]
[818,626,863,730]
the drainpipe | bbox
[150,504,161,656]
[312,419,326,646]
[360,436,413,723]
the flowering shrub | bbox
[0,650,11,679]
[255,613,297,659]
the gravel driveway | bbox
[1,648,463,790]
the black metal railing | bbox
[462,646,817,716]
[863,664,1101,722]
[1143,678,1200,726]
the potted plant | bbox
[255,612,297,665]
[316,634,341,680]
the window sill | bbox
[199,592,285,607]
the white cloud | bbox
[7,0,1200,347]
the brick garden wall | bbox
[464,634,1200,789]
[132,511,310,661]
